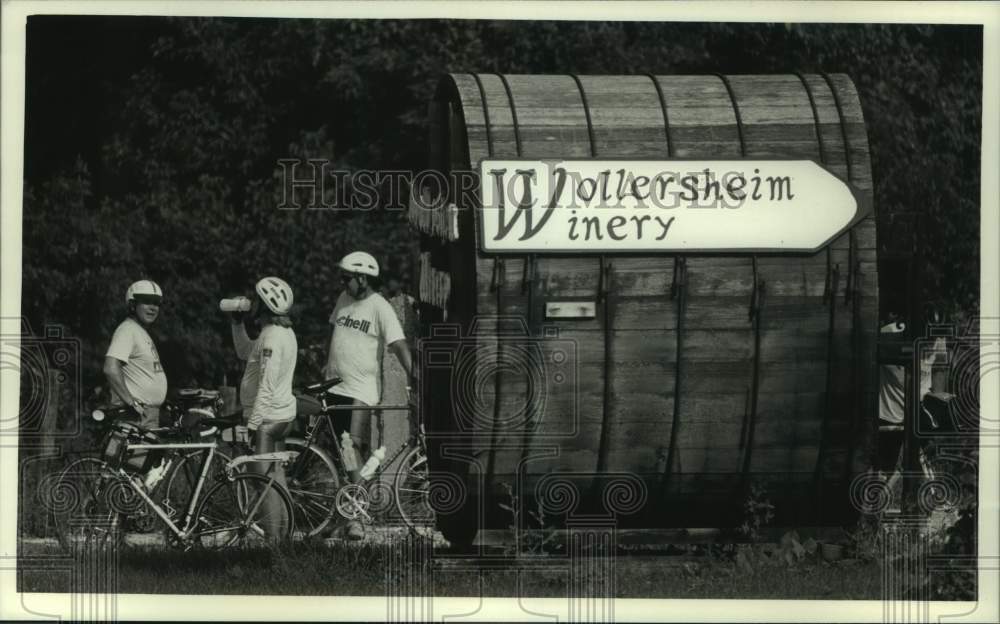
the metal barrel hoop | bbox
[570,73,616,479]
[821,73,864,483]
[797,72,839,502]
[717,73,763,482]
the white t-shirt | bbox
[233,323,298,427]
[326,292,405,406]
[105,317,168,407]
[877,321,947,425]
[878,321,906,424]
[878,364,905,425]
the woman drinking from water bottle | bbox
[225,276,298,540]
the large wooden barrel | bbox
[414,74,877,542]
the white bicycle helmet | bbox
[339,251,379,277]
[126,280,163,305]
[255,276,294,315]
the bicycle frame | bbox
[122,441,218,541]
[295,398,417,476]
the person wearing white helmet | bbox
[229,277,298,449]
[324,251,413,539]
[227,276,297,540]
[103,279,167,429]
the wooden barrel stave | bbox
[432,73,876,527]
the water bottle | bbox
[235,425,250,445]
[143,457,172,491]
[340,432,359,471]
[219,296,252,313]
[359,446,386,480]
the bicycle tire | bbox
[161,448,235,527]
[191,472,295,548]
[393,445,434,535]
[49,457,129,552]
[284,438,341,537]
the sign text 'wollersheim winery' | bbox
[478,159,865,254]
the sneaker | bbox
[345,520,365,541]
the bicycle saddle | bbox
[178,388,220,399]
[173,389,221,407]
[176,410,241,437]
[301,378,343,395]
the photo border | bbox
[2,1,996,621]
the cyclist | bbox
[877,309,949,510]
[229,277,298,455]
[228,276,298,541]
[104,280,167,431]
[877,315,906,486]
[323,251,414,539]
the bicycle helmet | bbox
[255,276,294,315]
[339,251,379,277]
[126,280,163,305]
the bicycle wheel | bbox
[49,457,130,551]
[393,445,434,535]
[191,473,295,548]
[283,438,340,537]
[161,448,234,526]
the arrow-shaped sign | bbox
[478,159,867,254]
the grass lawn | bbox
[18,541,882,599]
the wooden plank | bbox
[454,72,873,195]
[580,75,668,159]
[651,77,743,129]
[477,256,877,301]
[480,249,874,284]
[477,327,849,368]
[450,74,492,165]
[478,295,835,332]
[492,443,829,479]
[477,74,520,158]
[460,348,862,406]
[470,384,858,458]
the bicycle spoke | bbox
[283,441,339,536]
[286,488,337,501]
[193,474,293,547]
[394,447,435,530]
[52,458,129,550]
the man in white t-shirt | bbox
[104,280,168,430]
[325,251,413,430]
[877,312,949,482]
[324,252,413,537]
[877,318,907,476]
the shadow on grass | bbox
[19,538,391,595]
[18,538,882,599]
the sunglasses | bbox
[133,296,164,306]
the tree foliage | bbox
[22,18,982,388]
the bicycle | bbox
[50,405,296,550]
[48,389,241,535]
[43,391,213,533]
[878,393,963,515]
[284,378,433,538]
